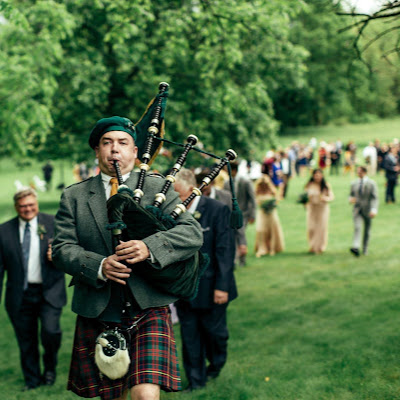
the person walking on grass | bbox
[349,166,378,257]
[0,188,66,391]
[52,116,202,400]
[304,169,334,254]
[174,169,237,392]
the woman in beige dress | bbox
[255,175,284,257]
[305,169,334,254]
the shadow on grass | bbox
[253,251,323,259]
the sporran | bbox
[95,328,130,380]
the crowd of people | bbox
[230,136,400,258]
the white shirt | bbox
[187,195,201,214]
[208,187,217,200]
[363,145,377,161]
[101,172,131,199]
[19,216,42,284]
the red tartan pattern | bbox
[67,306,181,399]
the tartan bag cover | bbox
[68,306,181,399]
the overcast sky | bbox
[343,0,385,13]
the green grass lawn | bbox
[0,119,400,399]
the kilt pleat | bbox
[67,306,181,399]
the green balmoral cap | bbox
[89,116,137,149]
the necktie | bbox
[22,222,31,290]
[358,179,363,196]
[110,178,119,197]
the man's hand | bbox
[47,244,52,262]
[102,254,132,285]
[116,240,150,265]
[369,211,377,218]
[214,290,229,305]
[238,244,248,256]
[349,196,356,204]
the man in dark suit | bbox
[52,117,203,400]
[349,166,378,256]
[174,169,237,391]
[383,146,399,203]
[0,188,66,390]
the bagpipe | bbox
[106,82,243,301]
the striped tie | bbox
[22,222,31,290]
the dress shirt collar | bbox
[101,172,131,199]
[101,171,131,186]
[209,187,216,199]
[19,215,38,230]
[187,195,201,214]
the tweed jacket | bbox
[224,176,256,220]
[350,177,378,218]
[52,172,203,318]
[0,213,66,319]
[214,188,232,210]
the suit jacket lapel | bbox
[11,217,24,267]
[196,197,207,224]
[88,175,113,254]
[37,213,47,265]
[124,172,139,190]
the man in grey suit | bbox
[349,166,378,256]
[53,116,203,400]
[224,161,256,266]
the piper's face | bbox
[15,195,39,221]
[95,131,138,176]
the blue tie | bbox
[22,222,31,290]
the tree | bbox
[0,0,75,158]
[273,0,399,128]
[338,1,400,67]
[1,0,308,161]
[337,0,400,115]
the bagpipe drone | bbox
[106,82,243,302]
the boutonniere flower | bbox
[37,224,47,240]
[193,211,202,220]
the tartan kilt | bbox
[67,306,181,399]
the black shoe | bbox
[182,384,204,393]
[22,384,40,391]
[206,373,219,382]
[42,371,56,386]
[350,248,360,257]
[206,368,220,381]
